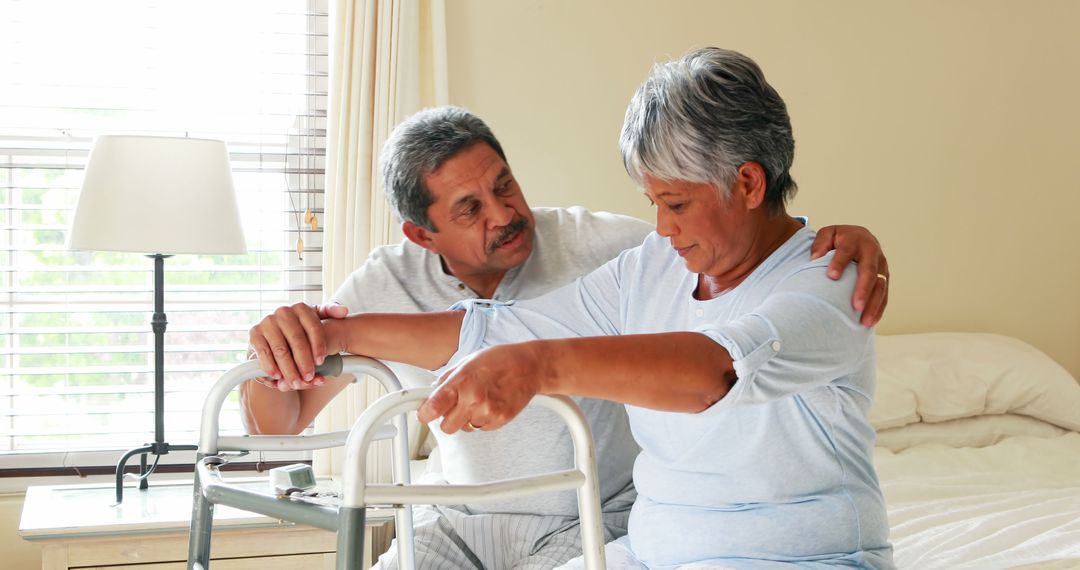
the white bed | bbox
[871,333,1080,569]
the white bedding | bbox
[876,433,1080,569]
[872,333,1080,569]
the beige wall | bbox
[445,0,1080,379]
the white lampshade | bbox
[68,135,247,255]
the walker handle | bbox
[316,353,344,377]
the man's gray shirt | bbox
[330,206,653,516]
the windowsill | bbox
[0,449,311,494]
[0,471,193,495]
[0,464,304,495]
[19,477,364,539]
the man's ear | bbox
[736,162,768,210]
[402,221,437,252]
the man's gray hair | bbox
[381,106,507,230]
[619,47,797,214]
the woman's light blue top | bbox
[447,227,894,569]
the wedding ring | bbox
[467,421,481,431]
[876,273,888,283]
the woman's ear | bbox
[736,162,768,210]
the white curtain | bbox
[316,0,448,482]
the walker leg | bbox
[392,412,416,568]
[577,480,607,570]
[187,461,215,569]
[336,506,367,570]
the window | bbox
[0,0,327,473]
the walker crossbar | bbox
[363,470,585,505]
[213,426,397,454]
[188,355,607,570]
[197,459,340,531]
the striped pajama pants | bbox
[372,480,635,570]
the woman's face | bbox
[643,173,758,279]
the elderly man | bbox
[245,106,891,569]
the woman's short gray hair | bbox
[619,47,797,214]
[381,106,507,230]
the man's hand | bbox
[811,225,890,327]
[417,344,543,434]
[249,302,349,390]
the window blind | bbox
[0,0,328,470]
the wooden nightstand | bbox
[19,480,394,570]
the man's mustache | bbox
[487,217,529,253]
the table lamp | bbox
[67,135,247,504]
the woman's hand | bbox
[417,343,546,434]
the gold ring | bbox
[876,273,888,283]
[467,421,481,431]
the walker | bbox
[186,354,606,569]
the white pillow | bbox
[870,332,1080,431]
[874,413,1068,452]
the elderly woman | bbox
[254,47,893,568]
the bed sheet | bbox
[875,433,1080,569]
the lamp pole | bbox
[113,254,197,504]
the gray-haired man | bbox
[242,106,890,569]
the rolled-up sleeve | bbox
[697,264,873,411]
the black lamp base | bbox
[114,442,199,505]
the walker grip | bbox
[316,354,344,377]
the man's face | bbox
[414,142,535,284]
